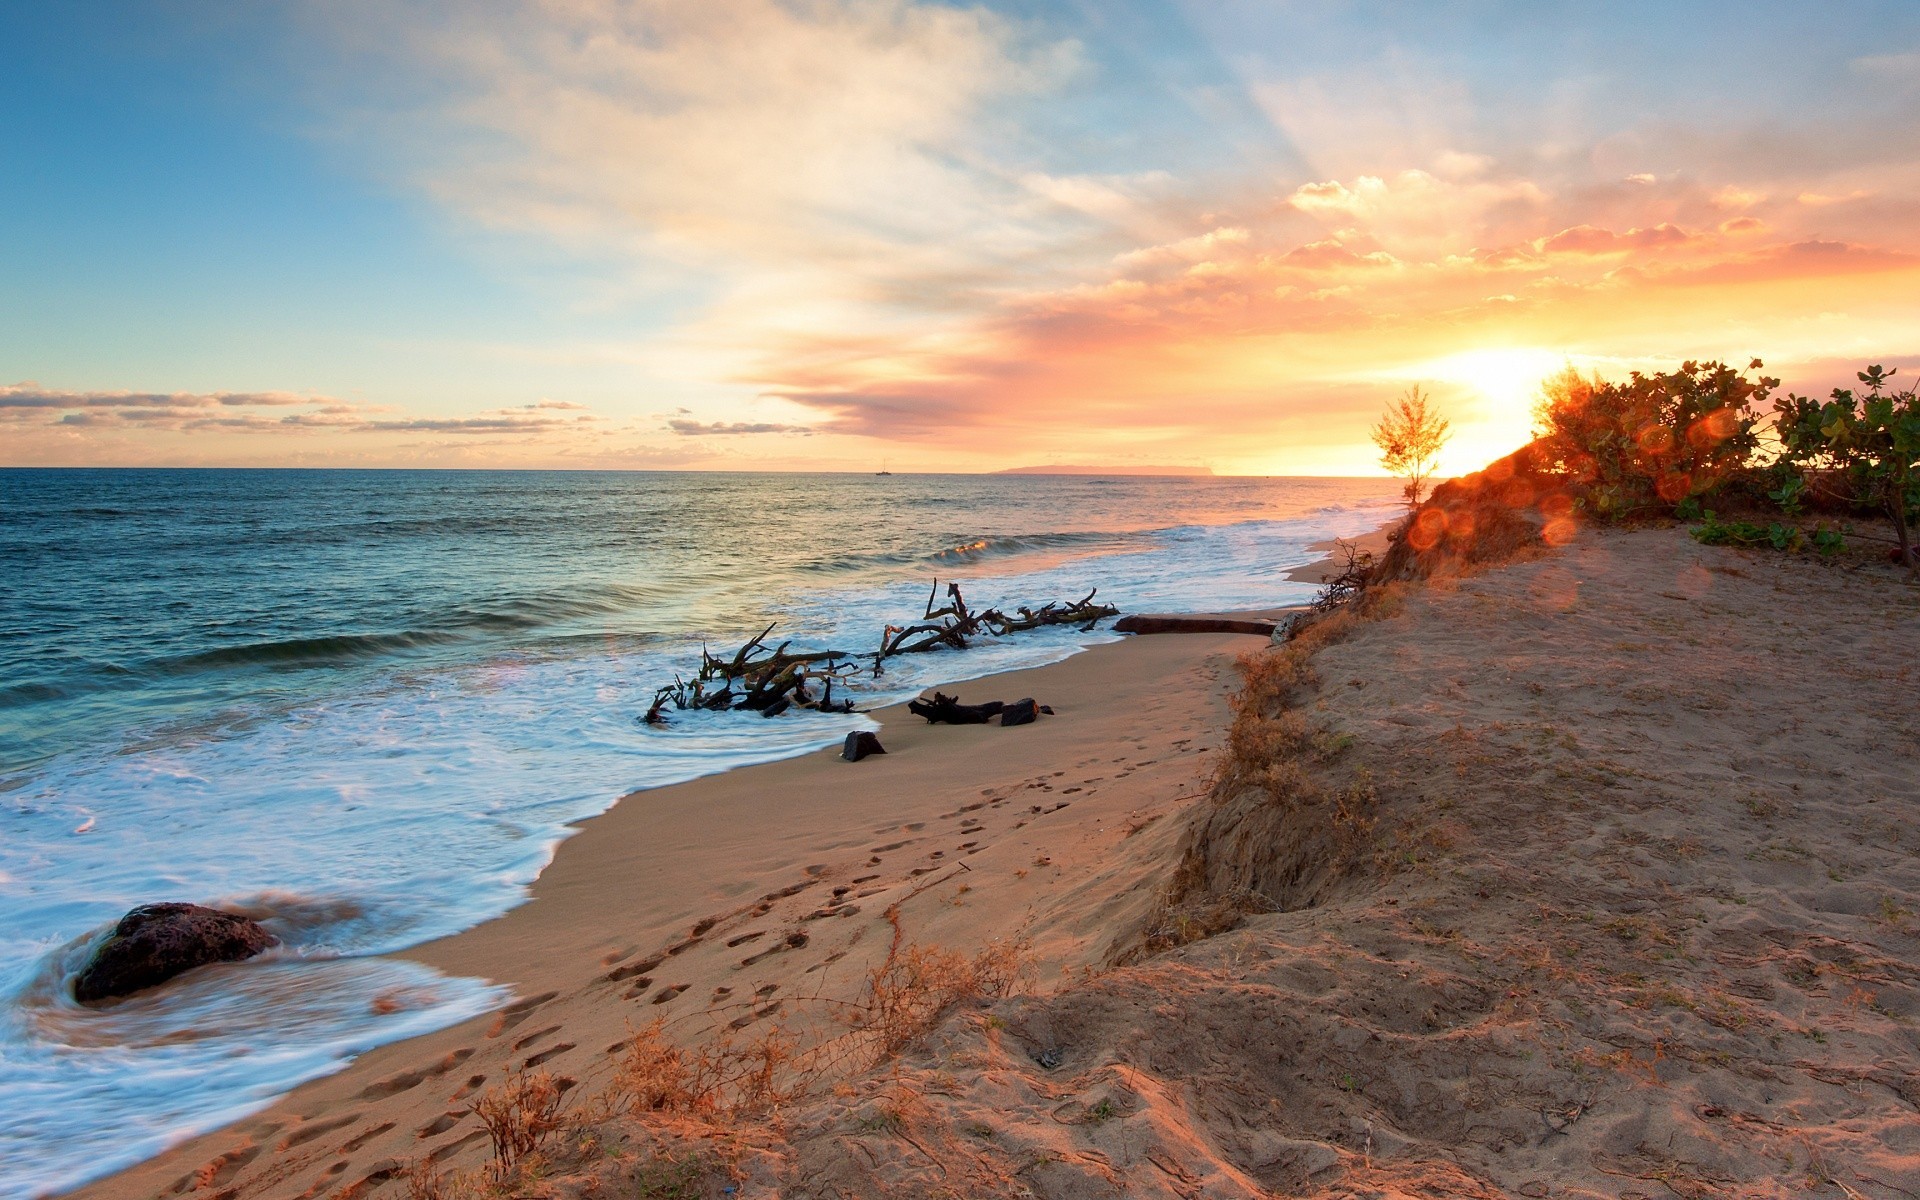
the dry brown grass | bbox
[403,919,1034,1199]
[468,1068,569,1183]
[856,911,1030,1060]
[605,1018,804,1121]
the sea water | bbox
[0,468,1398,1195]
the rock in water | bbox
[73,903,278,1004]
[999,698,1040,727]
[842,731,887,762]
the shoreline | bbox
[68,618,1280,1200]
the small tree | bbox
[1772,364,1920,573]
[1371,385,1451,507]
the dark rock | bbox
[842,731,887,762]
[73,903,277,1004]
[999,698,1040,727]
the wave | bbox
[930,530,1138,562]
[148,629,468,674]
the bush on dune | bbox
[1769,364,1920,571]
[1532,359,1771,520]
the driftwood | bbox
[842,731,887,762]
[876,581,1118,673]
[909,692,1052,727]
[645,581,1117,725]
[1309,542,1376,613]
[1112,614,1278,636]
[644,622,860,724]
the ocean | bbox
[0,468,1399,1196]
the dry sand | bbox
[70,523,1920,1200]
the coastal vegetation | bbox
[1369,384,1452,508]
[1531,357,1919,572]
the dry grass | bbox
[402,920,1032,1199]
[856,911,1030,1060]
[468,1068,569,1183]
[603,1018,801,1121]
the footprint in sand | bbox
[650,984,690,1005]
[188,1143,261,1190]
[523,1042,573,1068]
[278,1113,362,1153]
[605,955,662,983]
[726,930,767,947]
[621,978,654,999]
[510,1024,561,1052]
[425,1131,487,1165]
[417,1112,463,1139]
[485,991,558,1038]
[340,1123,393,1154]
[450,1073,487,1101]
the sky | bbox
[4,1,1919,475]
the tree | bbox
[1371,385,1451,508]
[1771,364,1920,573]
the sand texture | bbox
[70,524,1920,1200]
[67,627,1261,1200]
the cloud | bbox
[316,1,1079,300]
[1,381,602,436]
[0,383,323,411]
[667,419,813,436]
[1538,222,1699,255]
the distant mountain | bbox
[994,464,1213,476]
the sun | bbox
[1401,347,1570,473]
[1425,347,1568,413]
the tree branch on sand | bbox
[1372,385,1452,508]
[644,580,1119,724]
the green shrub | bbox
[1534,360,1772,519]
[1771,365,1920,571]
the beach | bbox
[64,609,1283,1200]
[58,516,1920,1198]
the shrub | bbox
[1770,364,1920,571]
[1533,360,1772,519]
[857,920,1028,1059]
[468,1068,569,1182]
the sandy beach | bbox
[67,611,1287,1200]
[67,520,1920,1200]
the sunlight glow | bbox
[1395,347,1569,475]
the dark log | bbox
[908,692,1005,724]
[999,698,1040,726]
[842,731,887,762]
[1112,614,1280,636]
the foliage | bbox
[1770,364,1920,571]
[1533,360,1772,519]
[1371,385,1452,508]
[1689,511,1804,552]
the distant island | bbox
[994,464,1213,476]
